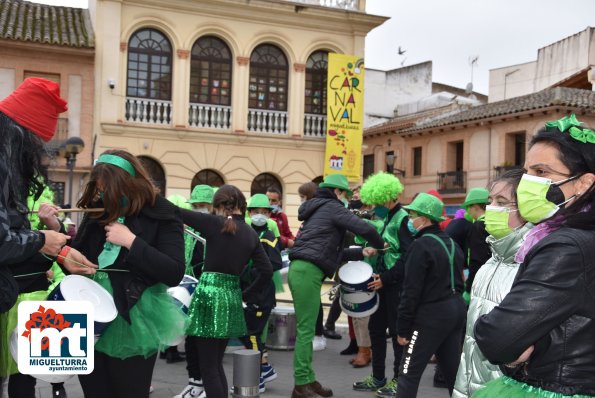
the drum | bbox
[10,327,74,383]
[167,274,198,314]
[47,275,118,338]
[338,261,379,318]
[266,307,296,350]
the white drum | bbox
[338,261,379,318]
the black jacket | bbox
[289,188,384,278]
[474,227,595,396]
[397,225,465,338]
[465,219,490,293]
[72,195,185,322]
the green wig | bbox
[360,172,404,205]
[28,185,55,230]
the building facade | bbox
[0,0,95,217]
[89,0,386,229]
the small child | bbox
[239,193,283,393]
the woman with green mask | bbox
[473,114,595,398]
[453,169,531,398]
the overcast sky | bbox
[29,0,595,95]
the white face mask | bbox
[251,213,268,227]
[194,207,209,214]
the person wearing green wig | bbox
[353,172,414,398]
[395,193,466,397]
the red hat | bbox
[0,78,68,142]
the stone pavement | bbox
[31,334,451,398]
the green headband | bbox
[545,114,595,144]
[95,154,136,176]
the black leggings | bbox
[396,297,466,398]
[369,286,403,381]
[78,351,157,398]
[185,335,202,380]
[7,373,36,398]
[195,337,229,398]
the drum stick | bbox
[320,284,340,297]
[31,208,104,214]
[184,228,206,245]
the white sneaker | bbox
[173,378,204,398]
[313,335,327,351]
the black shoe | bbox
[52,385,67,398]
[166,350,186,364]
[323,328,342,340]
[340,339,358,355]
[433,364,448,389]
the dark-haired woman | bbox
[473,114,595,398]
[71,150,186,398]
[180,185,273,398]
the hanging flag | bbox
[323,53,364,182]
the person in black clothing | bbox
[288,174,384,398]
[180,185,273,398]
[461,188,490,303]
[239,193,283,393]
[396,193,466,398]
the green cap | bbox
[188,185,214,204]
[319,174,352,195]
[404,192,446,222]
[462,188,489,208]
[247,193,272,209]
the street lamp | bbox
[385,152,406,177]
[58,136,85,209]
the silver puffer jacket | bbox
[452,223,531,398]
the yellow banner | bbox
[324,53,364,182]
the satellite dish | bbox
[465,82,473,95]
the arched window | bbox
[137,156,166,194]
[190,36,232,105]
[127,28,172,100]
[191,169,225,190]
[249,44,288,111]
[305,51,328,114]
[251,173,282,196]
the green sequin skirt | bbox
[92,274,188,360]
[186,272,246,338]
[0,290,49,377]
[472,376,595,398]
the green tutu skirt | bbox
[186,272,246,338]
[472,376,595,398]
[0,290,49,377]
[93,274,188,359]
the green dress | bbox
[186,272,246,338]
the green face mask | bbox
[517,174,576,224]
[485,205,517,239]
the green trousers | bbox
[288,259,324,386]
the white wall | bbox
[0,68,15,100]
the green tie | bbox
[98,217,126,269]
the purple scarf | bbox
[514,220,559,263]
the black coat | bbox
[72,195,185,322]
[397,225,465,338]
[289,188,384,278]
[475,227,595,396]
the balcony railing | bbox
[288,0,360,10]
[189,103,232,130]
[125,97,172,125]
[304,114,326,138]
[438,171,467,194]
[248,109,288,134]
[493,165,523,179]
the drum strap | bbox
[424,234,456,294]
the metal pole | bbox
[67,153,76,209]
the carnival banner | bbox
[323,53,364,181]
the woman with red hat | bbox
[0,78,97,397]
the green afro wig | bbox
[360,172,404,205]
[167,194,192,210]
[28,185,55,230]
